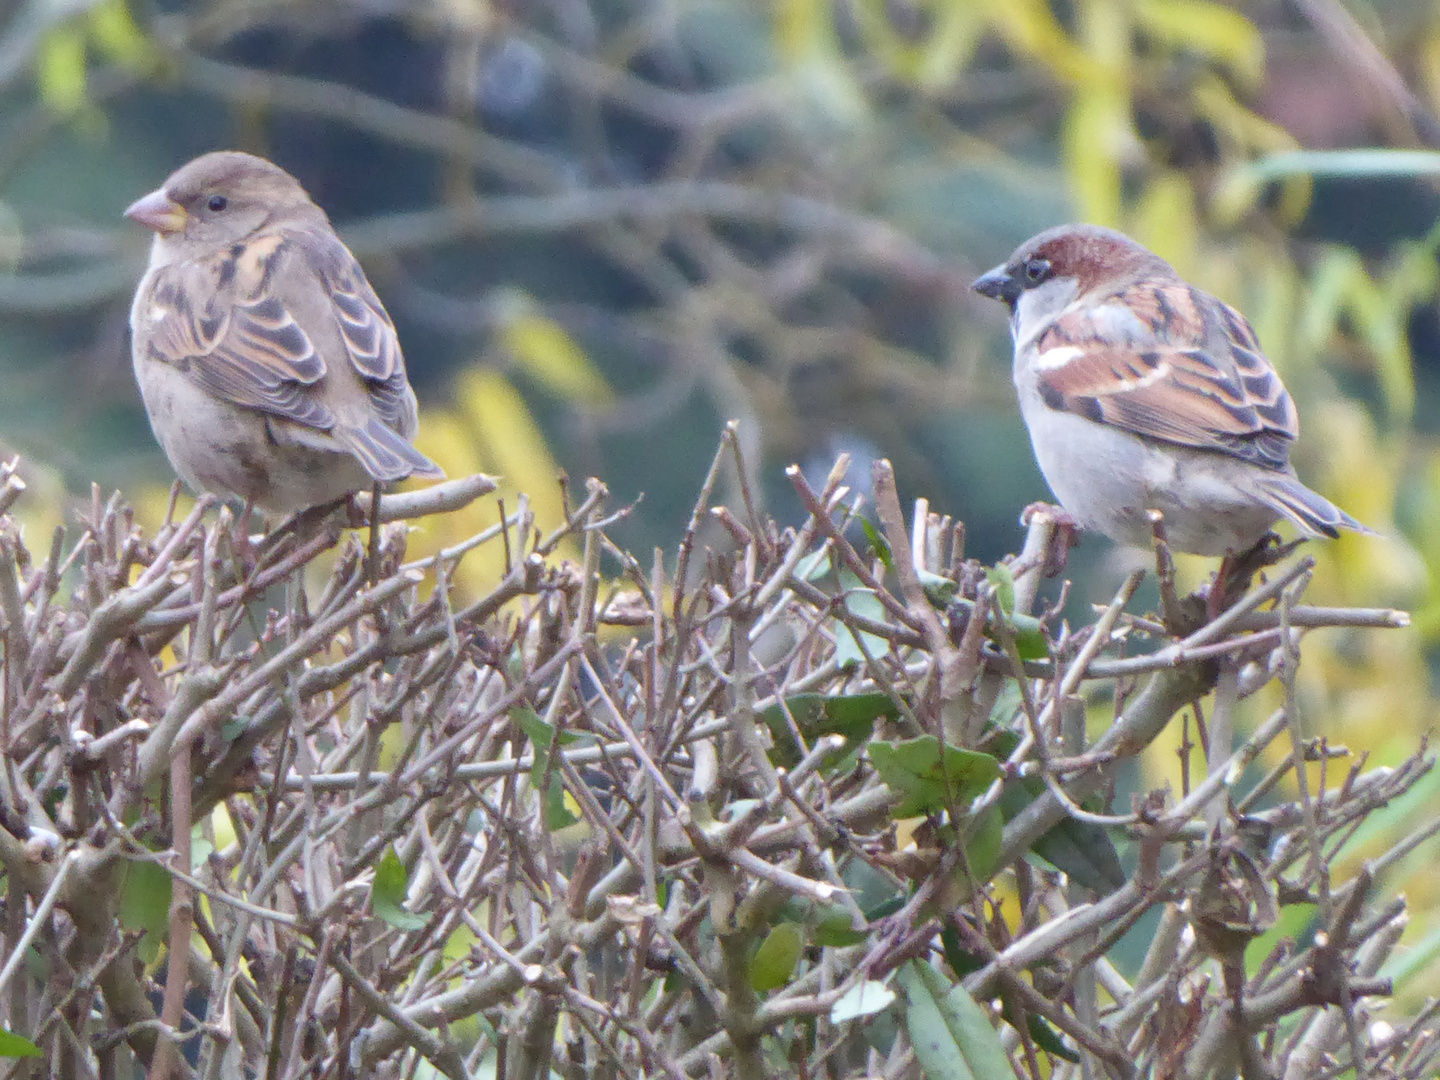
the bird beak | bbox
[971,264,1020,305]
[124,189,188,235]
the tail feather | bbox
[1257,474,1375,540]
[337,418,445,484]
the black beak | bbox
[971,264,1020,305]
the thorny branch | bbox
[0,445,1427,1079]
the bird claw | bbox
[1205,533,1304,621]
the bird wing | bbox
[1030,281,1298,470]
[139,226,416,437]
[140,230,336,430]
[305,227,418,436]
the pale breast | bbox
[1016,380,1281,555]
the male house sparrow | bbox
[972,224,1368,556]
[125,151,442,514]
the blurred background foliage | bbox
[4,0,1440,1003]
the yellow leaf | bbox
[1420,29,1440,115]
[130,483,196,537]
[915,3,987,92]
[1133,0,1265,87]
[86,0,153,70]
[209,803,237,852]
[982,0,1092,83]
[36,26,88,114]
[1194,75,1308,222]
[775,0,834,63]
[1130,172,1198,277]
[1345,273,1415,424]
[1298,247,1415,425]
[849,0,985,91]
[775,0,870,124]
[499,301,614,405]
[1241,244,1299,374]
[1210,168,1263,226]
[450,369,579,591]
[1062,81,1130,227]
[411,407,481,483]
[1298,247,1364,356]
[457,369,555,494]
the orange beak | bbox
[124,188,187,235]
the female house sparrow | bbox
[972,224,1369,556]
[125,151,442,514]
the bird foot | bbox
[225,501,259,573]
[1206,533,1304,620]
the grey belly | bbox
[135,357,368,514]
[1019,397,1280,556]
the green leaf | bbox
[190,830,214,872]
[372,847,426,930]
[905,961,1019,1079]
[513,705,552,747]
[951,598,1049,660]
[1023,1013,1079,1062]
[760,691,898,767]
[0,1029,41,1058]
[513,706,581,830]
[860,518,893,570]
[989,729,1125,893]
[940,923,983,979]
[824,692,901,729]
[917,568,957,606]
[1246,901,1316,975]
[864,894,907,922]
[835,572,891,667]
[118,857,171,965]
[1006,613,1048,660]
[750,922,804,992]
[831,979,897,1023]
[540,774,580,831]
[870,737,1001,817]
[936,803,1007,905]
[898,962,977,1080]
[1216,148,1440,223]
[1232,148,1440,184]
[514,706,580,752]
[797,547,831,582]
[1026,814,1125,893]
[813,903,867,948]
[940,926,1077,1062]
[963,804,1003,884]
[985,565,1016,615]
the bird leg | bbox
[1206,533,1304,621]
[258,497,349,561]
[365,482,383,584]
[229,500,257,570]
[1147,510,1190,633]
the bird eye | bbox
[207,195,228,212]
[1023,257,1051,285]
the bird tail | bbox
[337,418,445,484]
[1256,474,1375,540]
